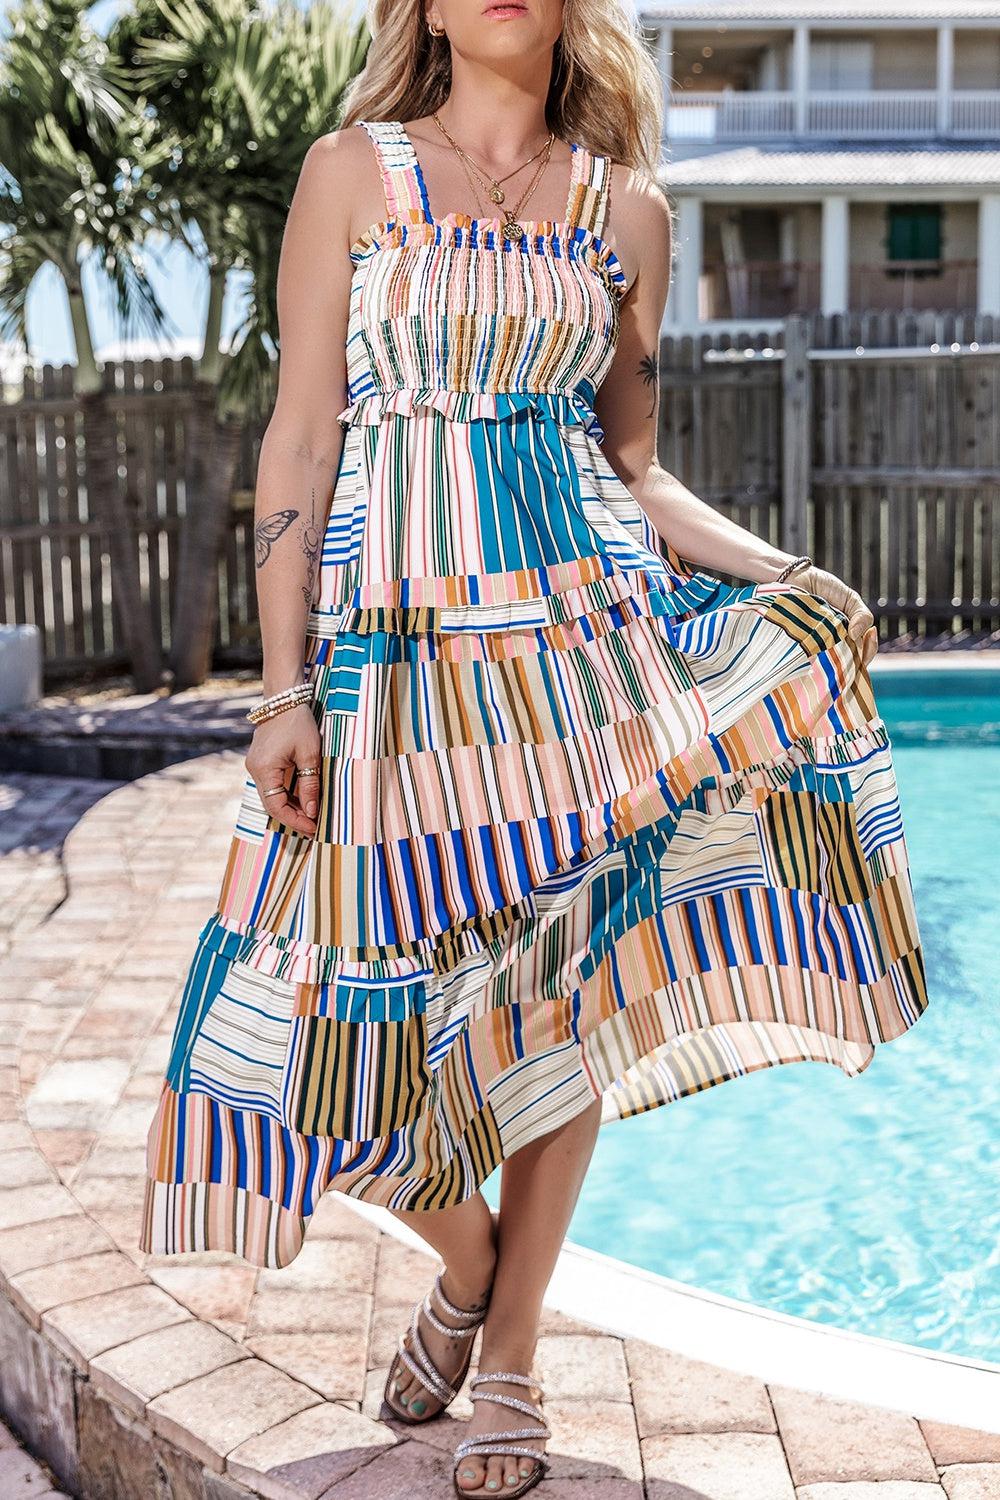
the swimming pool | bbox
[482,664,1000,1364]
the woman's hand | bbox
[788,564,878,668]
[245,704,322,837]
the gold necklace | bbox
[432,113,554,241]
[432,112,553,203]
[455,144,553,241]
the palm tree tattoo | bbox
[638,352,658,419]
[255,508,299,567]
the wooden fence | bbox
[0,358,261,677]
[2,310,999,679]
[659,310,1000,634]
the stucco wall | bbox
[700,200,978,273]
[954,30,1000,90]
[665,25,1000,95]
[850,200,978,265]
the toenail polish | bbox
[410,1398,426,1414]
[487,1484,499,1491]
[461,1470,475,1478]
[398,1393,409,1405]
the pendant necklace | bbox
[431,112,555,241]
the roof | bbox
[640,2,1000,22]
[660,146,1000,190]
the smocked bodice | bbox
[336,119,627,437]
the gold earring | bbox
[427,20,445,36]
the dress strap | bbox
[565,143,611,241]
[356,119,432,226]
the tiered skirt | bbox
[141,394,927,1267]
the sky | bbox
[29,235,248,368]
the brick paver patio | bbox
[0,755,998,1499]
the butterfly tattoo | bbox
[254,509,299,568]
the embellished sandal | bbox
[381,1267,491,1423]
[452,1371,551,1497]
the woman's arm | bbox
[595,172,876,658]
[244,131,357,836]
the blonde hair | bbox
[342,0,663,178]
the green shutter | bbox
[887,205,942,263]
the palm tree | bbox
[0,0,169,689]
[128,0,370,688]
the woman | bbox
[141,2,929,1495]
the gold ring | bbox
[297,767,320,777]
[262,786,286,797]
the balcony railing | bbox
[850,260,979,313]
[666,92,796,140]
[949,92,1000,137]
[701,262,820,321]
[700,260,978,320]
[807,91,937,137]
[667,90,1000,141]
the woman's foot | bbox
[387,1216,499,1420]
[453,1370,549,1493]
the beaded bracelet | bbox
[773,555,813,584]
[245,680,313,725]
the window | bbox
[810,38,874,90]
[886,204,942,273]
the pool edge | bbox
[342,1195,1000,1435]
[872,650,1000,671]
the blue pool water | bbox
[482,667,1000,1363]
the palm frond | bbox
[0,0,172,358]
[128,0,369,415]
[0,234,47,345]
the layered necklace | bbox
[431,112,555,242]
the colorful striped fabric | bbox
[141,120,928,1268]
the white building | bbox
[638,1,1000,329]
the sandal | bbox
[452,1371,551,1497]
[381,1267,491,1423]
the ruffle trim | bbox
[207,720,894,987]
[336,386,606,443]
[306,565,723,640]
[348,212,628,301]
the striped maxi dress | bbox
[140,119,928,1268]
